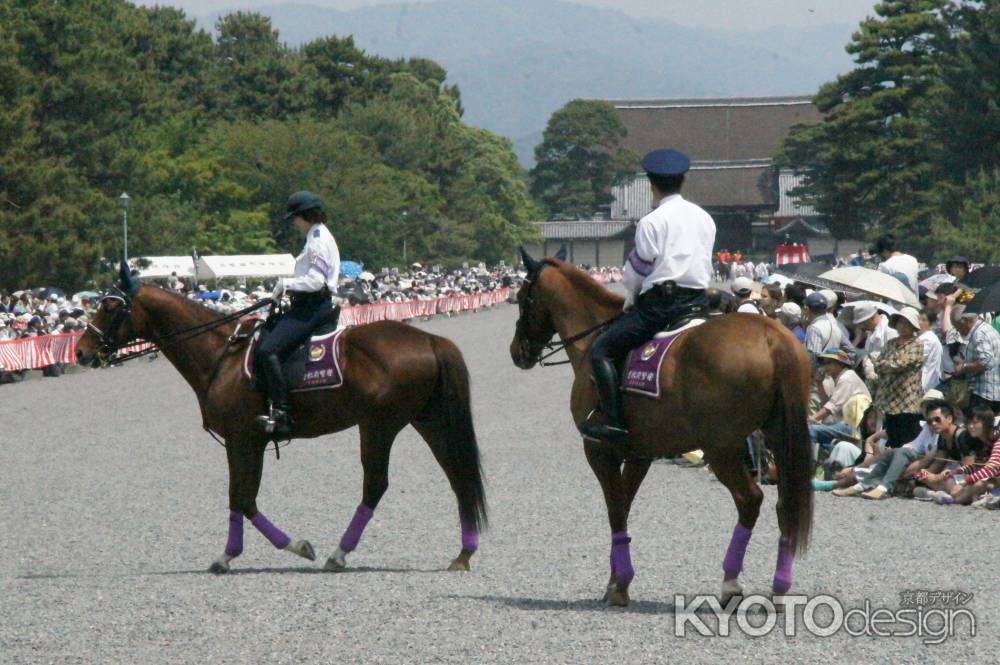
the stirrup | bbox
[256,404,290,435]
[578,409,629,443]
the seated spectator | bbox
[808,348,872,454]
[758,283,783,317]
[833,398,957,500]
[939,411,1000,505]
[778,302,805,343]
[914,405,996,503]
[732,277,763,314]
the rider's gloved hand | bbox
[271,278,285,301]
[623,290,636,312]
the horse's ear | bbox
[519,246,542,274]
[119,260,140,297]
[554,244,568,262]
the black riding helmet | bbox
[283,191,324,221]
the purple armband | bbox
[627,249,654,277]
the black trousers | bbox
[254,298,332,400]
[590,287,708,364]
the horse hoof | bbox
[720,579,744,608]
[323,555,347,572]
[447,558,470,572]
[604,581,630,607]
[290,540,316,562]
[208,559,230,574]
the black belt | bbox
[645,281,705,299]
[289,287,330,306]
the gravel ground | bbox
[2,301,996,664]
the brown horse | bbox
[76,263,487,574]
[509,249,813,606]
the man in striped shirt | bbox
[951,306,1000,412]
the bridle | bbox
[86,287,134,361]
[86,287,272,365]
[514,266,620,367]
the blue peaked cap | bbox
[641,149,691,176]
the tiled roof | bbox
[534,220,634,239]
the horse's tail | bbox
[768,330,813,555]
[426,335,489,533]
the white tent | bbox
[196,254,296,280]
[132,256,196,279]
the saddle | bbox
[244,306,346,392]
[620,312,722,398]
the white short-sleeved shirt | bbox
[864,314,898,356]
[283,223,341,293]
[622,194,716,295]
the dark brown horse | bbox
[76,264,487,574]
[509,249,813,606]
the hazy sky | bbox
[144,0,879,31]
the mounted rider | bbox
[578,149,716,443]
[254,191,341,437]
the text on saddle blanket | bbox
[622,320,705,398]
[243,328,345,392]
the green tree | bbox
[929,168,1000,263]
[530,99,637,219]
[777,1,948,253]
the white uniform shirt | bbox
[918,329,943,392]
[877,253,919,293]
[283,223,340,293]
[622,194,716,296]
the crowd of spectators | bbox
[722,235,1000,509]
[0,291,94,341]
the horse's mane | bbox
[138,283,229,326]
[542,258,624,309]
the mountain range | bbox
[200,0,856,164]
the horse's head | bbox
[76,261,143,367]
[509,246,562,369]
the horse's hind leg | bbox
[209,437,315,574]
[703,445,763,605]
[412,421,484,572]
[323,421,403,572]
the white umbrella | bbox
[358,271,375,282]
[819,267,920,308]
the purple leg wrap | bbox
[772,537,794,595]
[461,522,479,552]
[339,504,374,553]
[250,511,291,550]
[225,510,244,557]
[610,531,634,588]
[722,523,753,580]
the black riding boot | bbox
[578,358,628,443]
[256,354,292,438]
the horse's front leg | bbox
[208,438,315,574]
[584,440,633,607]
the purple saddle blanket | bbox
[244,328,345,392]
[622,320,704,398]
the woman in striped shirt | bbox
[936,407,999,505]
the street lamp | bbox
[118,192,131,262]
[401,210,409,264]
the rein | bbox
[515,265,620,367]
[536,317,620,366]
[96,296,273,365]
